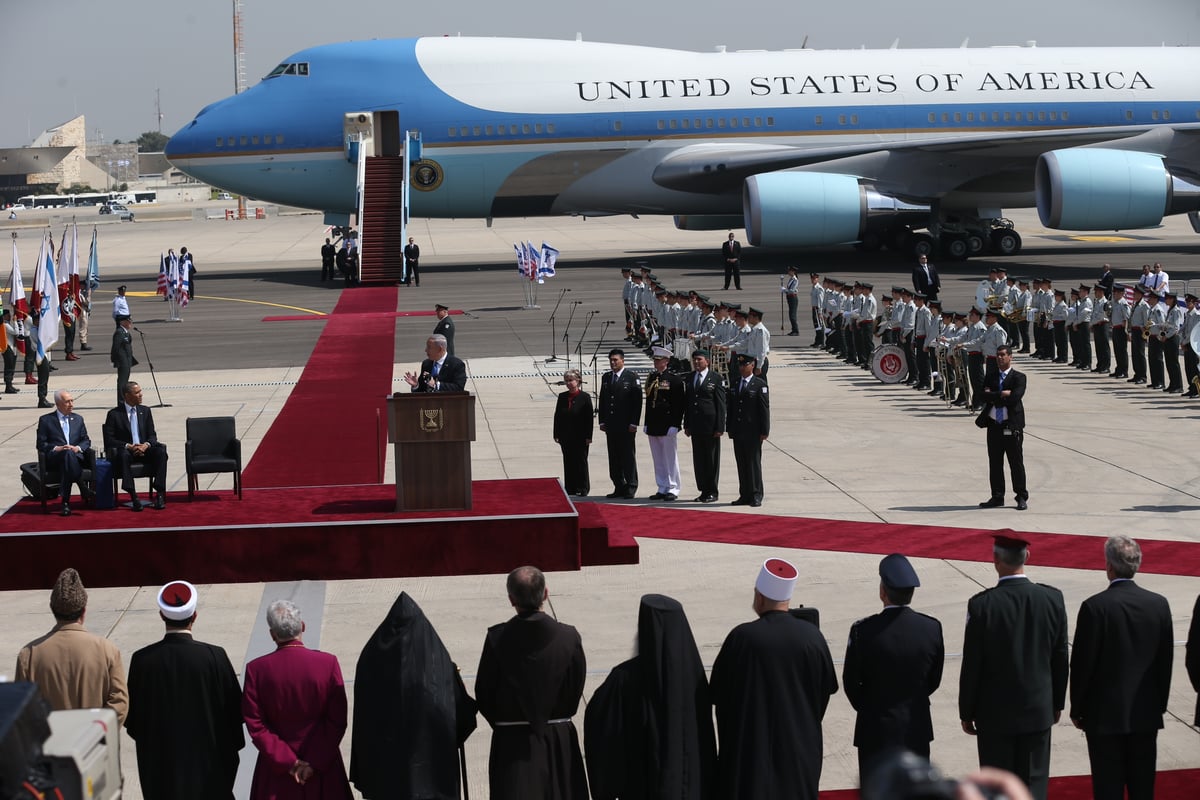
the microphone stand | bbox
[588,320,614,406]
[135,328,170,407]
[574,310,598,370]
[545,288,569,364]
[560,301,582,373]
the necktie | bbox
[60,415,69,442]
[995,372,1006,424]
[432,361,441,378]
[741,378,749,393]
[694,372,701,389]
[129,406,140,444]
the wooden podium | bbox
[387,392,476,511]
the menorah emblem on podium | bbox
[420,408,443,432]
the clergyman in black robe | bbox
[350,592,478,800]
[476,566,589,800]
[124,581,244,800]
[584,594,717,800]
[710,558,839,800]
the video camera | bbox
[861,750,1008,800]
[0,683,121,800]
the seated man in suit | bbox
[36,390,92,516]
[402,334,466,392]
[105,381,168,511]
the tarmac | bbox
[1,203,1199,797]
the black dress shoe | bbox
[1165,386,1183,394]
[979,497,1004,508]
[731,498,749,506]
[37,400,52,408]
[59,502,71,517]
[693,495,707,502]
[4,386,18,394]
[702,494,718,503]
[622,491,637,499]
[1016,498,1028,511]
[80,344,93,350]
[748,500,762,507]
[605,491,624,498]
[1112,373,1127,379]
[1187,390,1199,398]
[130,496,144,512]
[648,492,665,500]
[662,493,677,502]
[152,494,166,510]
[1150,384,1164,390]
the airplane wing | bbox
[652,123,1200,202]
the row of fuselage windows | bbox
[214,134,286,147]
[210,107,1192,149]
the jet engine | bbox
[743,172,929,247]
[1036,148,1200,230]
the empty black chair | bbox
[185,416,242,500]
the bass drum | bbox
[871,344,909,384]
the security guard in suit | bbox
[683,348,726,502]
[843,554,944,786]
[598,348,642,498]
[726,353,769,507]
[959,531,1069,800]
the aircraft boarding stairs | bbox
[357,156,407,284]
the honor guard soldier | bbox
[1145,290,1167,389]
[1184,293,1200,396]
[1089,284,1110,374]
[1128,285,1150,383]
[745,307,771,380]
[620,267,635,339]
[598,348,642,499]
[783,266,801,336]
[911,293,933,389]
[1161,291,1185,393]
[1109,283,1131,379]
[1073,283,1094,370]
[857,283,877,366]
[1050,289,1069,364]
[844,554,944,785]
[727,353,769,507]
[809,272,825,346]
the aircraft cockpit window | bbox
[266,63,289,79]
[297,63,309,76]
[284,65,297,75]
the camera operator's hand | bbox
[956,767,1033,800]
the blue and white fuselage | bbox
[166,37,1200,254]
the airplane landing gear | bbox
[902,214,1023,259]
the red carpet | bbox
[818,768,1200,799]
[242,287,398,488]
[0,479,640,590]
[587,504,1200,577]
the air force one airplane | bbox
[165,37,1200,259]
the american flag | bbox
[177,254,191,307]
[156,253,169,297]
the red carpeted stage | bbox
[0,479,636,591]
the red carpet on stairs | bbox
[242,287,398,488]
[586,504,1200,577]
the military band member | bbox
[841,284,861,365]
[783,266,801,336]
[980,307,1009,381]
[1089,284,1111,374]
[1145,290,1167,389]
[946,312,971,406]
[1160,291,1184,393]
[857,283,877,366]
[1109,283,1131,379]
[621,267,635,339]
[1128,285,1150,383]
[1051,289,1069,364]
[1073,284,1094,370]
[921,299,941,394]
[1184,293,1200,397]
[1014,279,1033,353]
[975,268,1000,314]
[824,280,845,355]
[843,554,944,784]
[695,296,717,340]
[809,272,825,347]
[746,307,771,380]
[1031,278,1052,360]
[684,349,726,503]
[727,353,769,507]
[958,308,987,411]
[643,346,685,501]
[898,289,917,384]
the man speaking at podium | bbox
[403,334,466,392]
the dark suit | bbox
[404,242,420,286]
[726,373,769,504]
[1070,579,1173,800]
[980,367,1027,502]
[433,315,455,356]
[721,238,741,290]
[553,390,593,496]
[843,606,944,780]
[1188,594,1200,727]
[111,325,134,407]
[410,355,467,392]
[104,403,169,496]
[36,410,91,500]
[598,368,642,496]
[126,633,245,800]
[684,368,725,499]
[912,261,941,300]
[959,576,1069,800]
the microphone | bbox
[572,300,583,305]
[133,327,143,333]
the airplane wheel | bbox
[965,234,986,255]
[942,236,969,260]
[908,233,934,258]
[991,229,1022,256]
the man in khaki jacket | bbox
[15,567,128,722]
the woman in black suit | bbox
[553,369,593,496]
